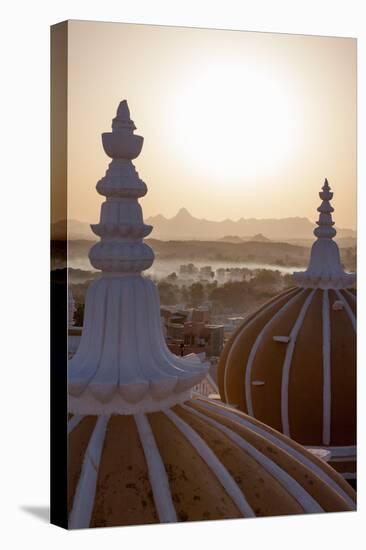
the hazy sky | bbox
[67,21,356,229]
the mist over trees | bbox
[156,269,293,313]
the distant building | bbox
[227,267,242,282]
[215,266,252,284]
[199,265,214,280]
[160,306,188,325]
[165,307,224,357]
[191,307,210,323]
[216,267,227,284]
[179,263,199,277]
[226,267,253,282]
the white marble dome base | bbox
[69,275,208,414]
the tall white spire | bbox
[293,179,356,289]
[68,101,207,414]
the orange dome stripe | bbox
[245,290,307,417]
[344,289,356,307]
[329,290,356,446]
[91,415,158,527]
[288,290,323,444]
[322,290,331,445]
[281,290,316,437]
[221,287,300,406]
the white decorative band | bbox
[134,413,177,523]
[68,415,110,529]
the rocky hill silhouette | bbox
[52,208,356,242]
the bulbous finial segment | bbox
[293,179,356,289]
[102,100,143,159]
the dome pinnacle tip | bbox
[117,99,130,119]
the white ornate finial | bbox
[89,100,153,273]
[293,179,356,289]
[68,101,208,414]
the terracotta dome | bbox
[68,109,355,529]
[218,180,356,482]
[68,397,355,528]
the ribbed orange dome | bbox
[218,286,356,444]
[218,180,356,482]
[68,396,355,528]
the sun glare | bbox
[167,59,298,185]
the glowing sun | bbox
[167,59,299,184]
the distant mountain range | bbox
[52,208,356,243]
[146,208,356,241]
[51,219,94,241]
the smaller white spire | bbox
[293,179,356,289]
